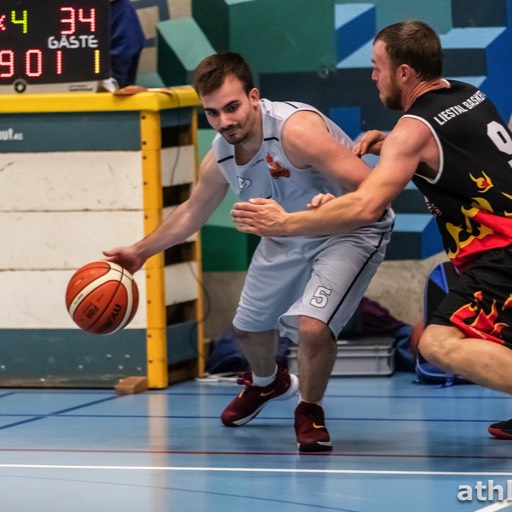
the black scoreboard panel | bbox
[0,0,110,93]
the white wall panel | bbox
[0,211,145,269]
[164,262,199,305]
[0,269,147,329]
[0,152,143,211]
[161,145,195,186]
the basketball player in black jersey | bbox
[232,20,512,439]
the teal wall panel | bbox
[202,226,259,272]
[167,321,199,364]
[232,0,337,74]
[0,112,141,152]
[194,0,339,74]
[160,108,193,128]
[157,17,216,86]
[0,328,147,388]
[192,0,233,52]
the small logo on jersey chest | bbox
[266,152,290,179]
[237,176,252,191]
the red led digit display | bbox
[0,0,110,92]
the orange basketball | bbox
[65,261,139,335]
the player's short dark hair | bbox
[192,52,255,96]
[374,20,443,80]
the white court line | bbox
[4,463,512,511]
[474,501,512,512]
[2,464,512,477]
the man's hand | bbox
[307,193,336,209]
[103,245,145,275]
[231,198,290,236]
[353,130,386,157]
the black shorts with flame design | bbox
[429,246,512,348]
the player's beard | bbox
[381,77,402,110]
[220,124,247,145]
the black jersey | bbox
[404,80,512,271]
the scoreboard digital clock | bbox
[0,0,110,93]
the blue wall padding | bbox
[261,67,400,131]
[329,106,362,140]
[452,0,509,27]
[441,26,512,122]
[392,183,429,215]
[386,215,444,260]
[335,3,376,61]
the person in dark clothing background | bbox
[109,0,145,87]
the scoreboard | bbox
[0,0,110,93]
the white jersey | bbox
[212,99,355,242]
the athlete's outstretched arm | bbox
[104,150,229,274]
[232,117,430,237]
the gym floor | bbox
[1,371,512,511]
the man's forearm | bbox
[284,195,373,236]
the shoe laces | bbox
[300,402,324,420]
[236,372,253,387]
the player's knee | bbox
[418,324,456,369]
[232,324,277,345]
[232,324,248,339]
[232,325,259,347]
[298,316,333,348]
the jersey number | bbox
[310,286,332,308]
[487,121,512,168]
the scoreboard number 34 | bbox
[0,0,110,93]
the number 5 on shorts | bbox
[310,286,332,308]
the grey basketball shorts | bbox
[232,229,391,343]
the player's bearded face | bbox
[381,72,402,110]
[371,41,403,111]
[219,95,260,146]
[219,106,254,145]
[201,75,260,146]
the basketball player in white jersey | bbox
[105,52,394,452]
